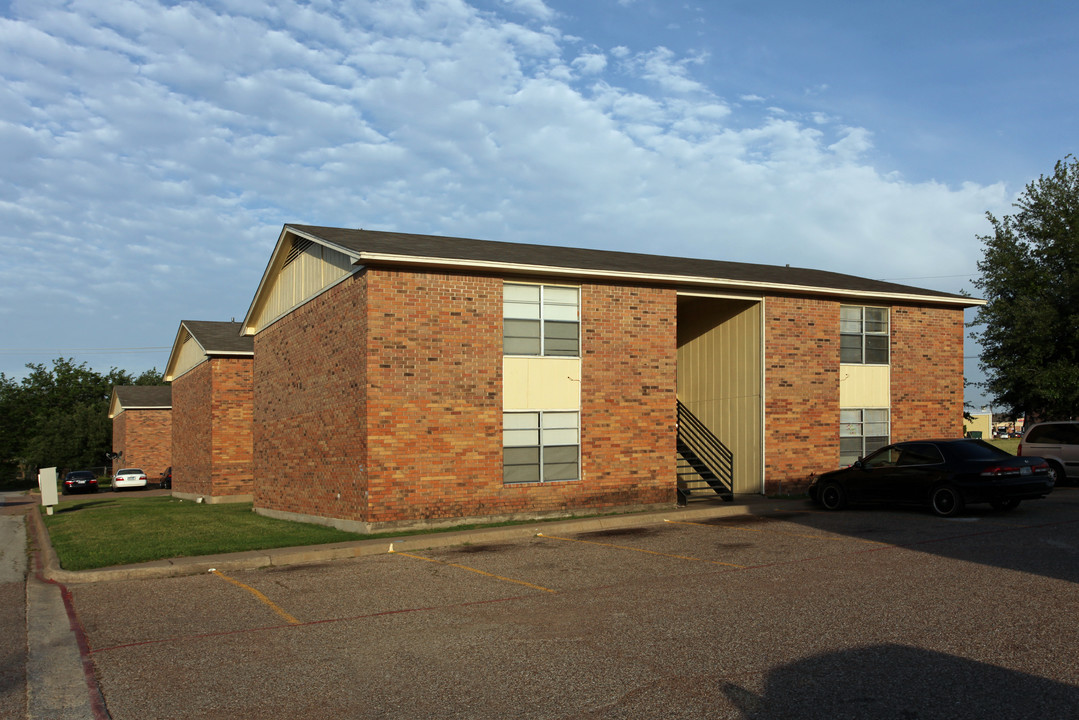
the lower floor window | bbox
[840,408,889,467]
[503,411,579,483]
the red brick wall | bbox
[254,274,369,519]
[579,283,676,506]
[112,408,171,478]
[210,357,254,496]
[172,358,254,499]
[254,269,679,527]
[364,269,503,523]
[172,361,213,496]
[764,297,840,492]
[891,305,965,439]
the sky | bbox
[1,0,1076,412]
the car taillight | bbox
[980,465,1021,477]
[1017,443,1023,456]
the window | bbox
[503,411,579,483]
[840,409,889,466]
[504,284,579,357]
[840,306,889,364]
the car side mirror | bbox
[853,459,864,469]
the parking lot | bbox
[69,491,1079,719]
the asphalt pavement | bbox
[12,488,761,719]
[12,489,1079,718]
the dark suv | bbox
[1019,422,1079,485]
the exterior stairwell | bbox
[676,400,735,505]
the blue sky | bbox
[1,0,1076,411]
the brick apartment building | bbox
[240,224,978,532]
[108,385,172,478]
[164,320,254,502]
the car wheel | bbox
[819,482,847,511]
[990,498,1021,511]
[1047,461,1066,486]
[930,485,965,517]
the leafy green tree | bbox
[972,156,1079,420]
[0,358,168,485]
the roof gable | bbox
[164,320,253,381]
[109,385,172,418]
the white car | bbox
[112,468,148,491]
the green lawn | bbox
[42,495,363,571]
[988,438,1020,455]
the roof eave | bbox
[353,251,985,308]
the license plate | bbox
[1020,466,1032,476]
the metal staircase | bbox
[676,400,735,505]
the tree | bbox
[972,155,1079,420]
[0,358,168,485]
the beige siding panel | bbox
[253,243,353,332]
[677,298,762,494]
[503,357,581,410]
[839,364,890,407]
[171,335,208,379]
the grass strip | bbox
[40,494,633,571]
[42,496,362,571]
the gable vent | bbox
[284,238,313,267]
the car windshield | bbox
[68,471,94,479]
[116,468,143,475]
[945,440,1010,461]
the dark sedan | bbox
[61,470,99,495]
[808,439,1054,517]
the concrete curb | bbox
[32,498,769,584]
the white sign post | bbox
[38,467,58,516]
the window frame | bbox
[840,305,890,365]
[503,283,580,358]
[839,408,890,467]
[503,410,580,484]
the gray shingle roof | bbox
[113,385,172,409]
[286,224,973,304]
[182,320,253,354]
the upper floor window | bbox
[504,283,579,357]
[840,306,889,364]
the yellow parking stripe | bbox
[665,519,889,545]
[536,533,746,568]
[211,570,302,625]
[390,550,558,594]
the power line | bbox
[0,347,170,356]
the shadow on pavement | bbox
[752,489,1079,585]
[724,643,1079,719]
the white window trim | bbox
[503,409,581,484]
[503,282,581,358]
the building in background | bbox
[164,320,254,503]
[108,385,172,478]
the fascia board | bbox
[353,252,986,308]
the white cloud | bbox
[571,51,606,75]
[0,0,1011,378]
[499,0,555,22]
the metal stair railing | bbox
[676,400,735,504]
